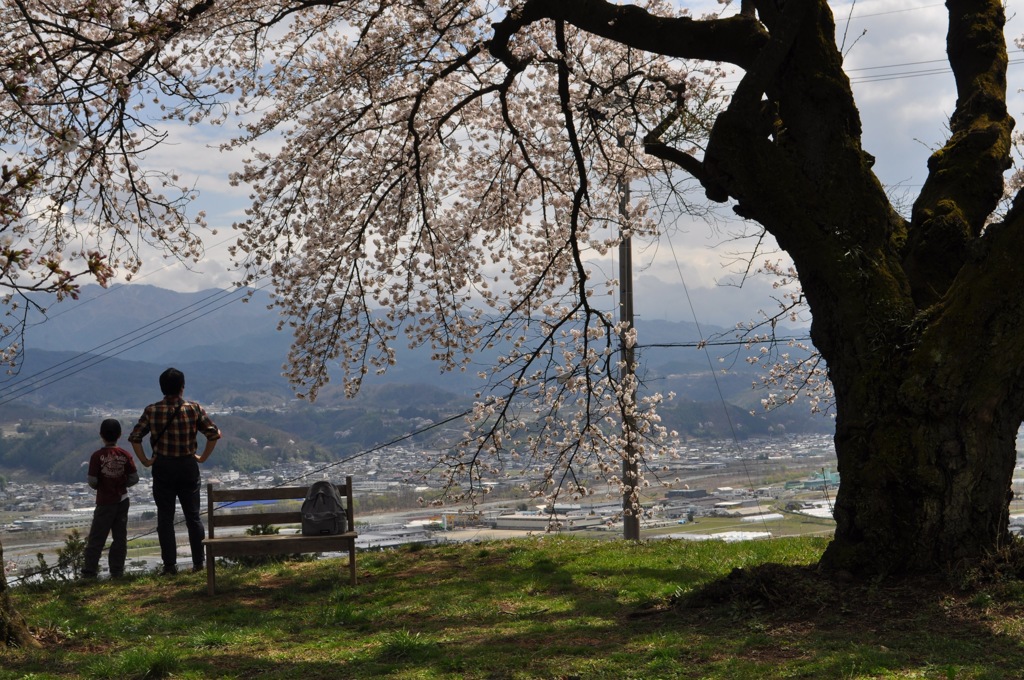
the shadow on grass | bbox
[7,538,1024,679]
[193,546,1024,678]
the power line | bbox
[0,229,271,404]
[0,231,252,405]
[846,56,954,72]
[639,336,811,350]
[849,57,1024,84]
[0,283,271,407]
[657,232,777,537]
[839,2,946,20]
[0,286,239,391]
[29,230,244,325]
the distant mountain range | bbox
[7,283,829,418]
[0,283,832,482]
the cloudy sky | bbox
[122,0,1023,332]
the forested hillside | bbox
[0,397,459,483]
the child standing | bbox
[82,419,140,579]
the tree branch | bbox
[903,0,1014,307]
[487,0,767,70]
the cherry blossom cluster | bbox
[1,0,214,362]
[737,259,833,416]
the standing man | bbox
[129,367,221,575]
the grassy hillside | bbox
[5,536,1024,678]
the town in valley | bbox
[6,431,1024,582]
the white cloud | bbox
[840,0,1023,189]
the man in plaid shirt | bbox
[129,367,222,575]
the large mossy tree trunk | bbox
[642,0,1024,574]
[818,225,1024,573]
[0,538,38,649]
[709,0,1024,575]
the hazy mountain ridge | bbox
[11,283,827,422]
[15,283,777,404]
[0,284,831,483]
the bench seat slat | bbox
[204,532,358,557]
[210,511,302,528]
[208,487,308,502]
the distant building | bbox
[741,513,784,523]
[667,488,709,499]
[651,531,772,542]
[356,526,440,550]
[494,512,605,531]
[796,469,840,490]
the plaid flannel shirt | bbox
[128,396,221,457]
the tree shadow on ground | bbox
[8,541,1024,678]
[197,547,1024,678]
[665,560,1024,678]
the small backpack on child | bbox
[301,480,348,536]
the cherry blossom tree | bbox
[3,0,1024,594]
[203,1,722,523]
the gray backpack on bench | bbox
[301,481,347,536]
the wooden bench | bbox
[203,477,357,595]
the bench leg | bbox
[348,541,357,586]
[206,546,215,596]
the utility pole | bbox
[618,170,641,541]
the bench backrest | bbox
[206,476,354,538]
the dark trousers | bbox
[82,498,130,577]
[152,456,205,569]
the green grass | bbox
[646,510,837,540]
[4,535,1024,678]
